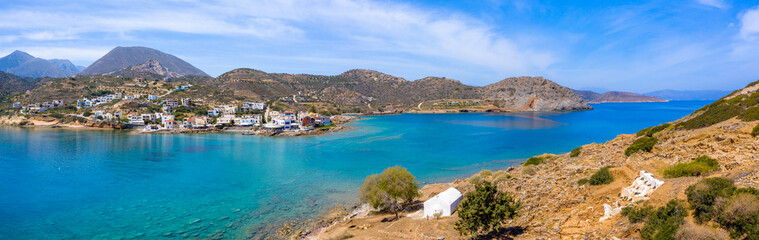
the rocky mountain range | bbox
[80,46,210,77]
[573,90,666,103]
[210,68,591,111]
[0,51,83,78]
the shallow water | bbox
[0,101,710,239]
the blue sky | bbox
[1,0,759,92]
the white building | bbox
[241,102,265,112]
[148,95,158,101]
[235,115,262,126]
[12,102,20,109]
[217,114,235,125]
[423,187,463,218]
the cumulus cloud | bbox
[0,0,555,77]
[740,6,759,40]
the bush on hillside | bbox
[577,178,589,185]
[752,123,759,137]
[359,166,420,218]
[478,169,493,178]
[589,166,614,185]
[640,200,688,240]
[455,181,521,238]
[523,156,545,166]
[686,177,736,223]
[663,156,720,178]
[621,203,654,223]
[522,166,536,176]
[715,193,759,239]
[636,123,671,137]
[570,146,582,158]
[675,221,730,240]
[625,137,658,156]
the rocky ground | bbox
[309,117,759,240]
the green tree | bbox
[455,181,521,239]
[359,166,420,218]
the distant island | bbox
[572,89,667,103]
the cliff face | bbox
[482,77,592,111]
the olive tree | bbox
[455,181,521,239]
[359,166,420,218]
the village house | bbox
[181,98,191,106]
[241,102,265,112]
[128,113,145,125]
[217,114,235,125]
[148,95,158,101]
[12,102,20,109]
[235,115,262,127]
[166,100,179,108]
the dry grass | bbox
[675,221,729,240]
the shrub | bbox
[467,175,483,185]
[326,231,354,240]
[492,171,511,184]
[686,178,736,223]
[675,221,730,240]
[621,203,654,223]
[577,178,589,185]
[478,169,493,178]
[715,193,759,239]
[570,146,582,158]
[663,156,720,178]
[678,99,742,130]
[522,166,536,176]
[637,123,671,137]
[523,156,545,166]
[640,200,688,240]
[625,137,658,156]
[455,181,521,238]
[752,123,759,137]
[359,166,420,218]
[589,166,614,185]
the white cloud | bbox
[740,6,759,40]
[696,0,728,9]
[0,0,555,78]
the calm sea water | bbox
[0,101,711,239]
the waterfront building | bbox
[423,187,463,218]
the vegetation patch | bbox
[621,202,653,223]
[677,80,759,129]
[455,181,521,238]
[636,123,670,137]
[662,156,719,178]
[521,166,536,176]
[640,200,688,240]
[588,166,614,185]
[685,177,759,239]
[752,123,759,137]
[523,156,545,166]
[570,146,582,158]
[577,178,589,185]
[625,137,658,156]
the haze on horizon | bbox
[1,0,759,92]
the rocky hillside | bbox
[0,51,82,78]
[0,71,40,97]
[482,77,591,111]
[574,90,666,103]
[107,59,184,79]
[80,46,210,77]
[315,80,759,239]
[210,68,590,111]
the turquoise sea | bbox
[0,101,711,239]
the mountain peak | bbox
[0,51,80,78]
[80,46,210,77]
